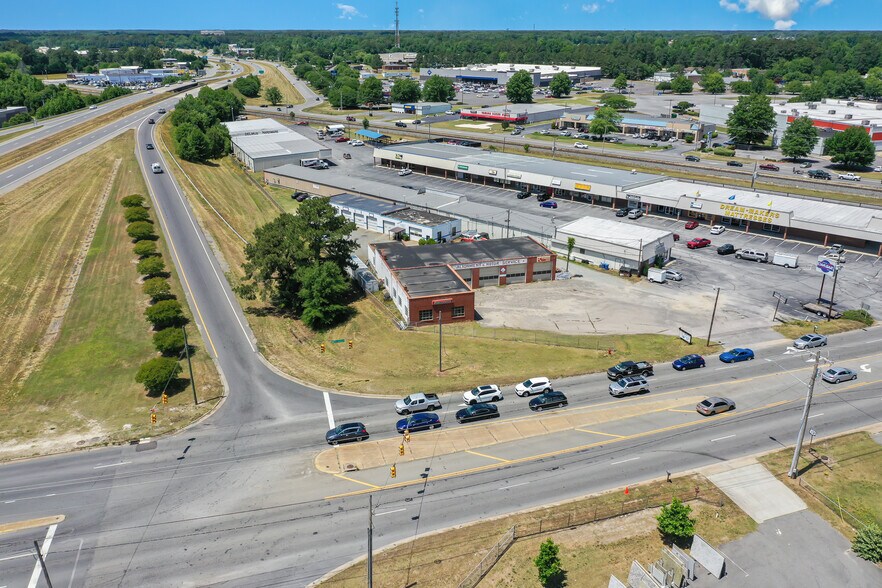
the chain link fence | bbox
[457,526,516,588]
[798,477,870,530]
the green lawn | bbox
[773,319,870,340]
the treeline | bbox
[168,87,240,162]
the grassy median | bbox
[245,61,304,107]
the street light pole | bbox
[438,309,443,372]
[706,286,720,346]
[789,349,822,478]
[367,494,373,588]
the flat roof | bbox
[222,118,289,136]
[232,131,326,159]
[558,216,673,247]
[265,164,424,201]
[441,64,600,74]
[778,99,882,127]
[378,141,664,190]
[387,208,456,226]
[374,236,552,270]
[395,266,471,297]
[392,102,451,107]
[356,129,384,139]
[461,103,566,115]
[329,194,405,216]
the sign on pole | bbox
[678,328,693,345]
[815,258,837,275]
[773,291,787,303]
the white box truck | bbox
[772,252,799,268]
[647,268,667,283]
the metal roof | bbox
[232,131,327,159]
[387,208,456,227]
[557,216,673,248]
[329,194,405,216]
[265,164,424,201]
[395,266,471,297]
[222,118,289,137]
[374,236,552,270]
[356,129,384,139]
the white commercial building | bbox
[222,119,330,172]
[419,63,601,86]
[552,217,675,271]
[329,193,461,242]
[391,102,450,116]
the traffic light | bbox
[390,465,396,478]
[399,444,405,456]
[161,393,168,405]
[151,413,157,424]
[348,340,353,349]
[320,343,325,353]
[404,433,411,442]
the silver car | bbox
[793,334,828,349]
[663,270,682,281]
[821,367,857,384]
[608,376,650,397]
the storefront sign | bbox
[678,328,693,345]
[536,256,551,263]
[508,172,522,179]
[432,298,453,306]
[574,182,592,192]
[719,203,780,223]
[395,154,403,160]
[816,258,837,275]
[690,201,703,209]
[451,258,527,270]
[499,267,507,275]
[488,169,497,175]
[457,164,469,171]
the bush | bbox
[418,238,437,245]
[853,523,882,563]
[842,309,874,326]
[153,327,186,356]
[135,357,182,395]
[657,498,696,547]
[713,147,735,157]
[684,136,694,144]
[120,194,145,207]
[127,221,157,241]
[133,240,159,258]
[142,277,174,301]
[144,299,187,329]
[533,538,563,587]
[3,112,33,128]
[136,256,166,278]
[124,206,151,223]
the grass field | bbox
[246,61,303,107]
[773,319,871,340]
[34,73,69,80]
[318,474,755,588]
[0,131,221,459]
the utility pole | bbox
[505,209,511,238]
[438,309,443,372]
[182,326,197,405]
[816,273,827,304]
[367,494,373,588]
[750,162,758,190]
[706,286,720,346]
[789,349,822,478]
[34,540,53,588]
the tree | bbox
[549,72,572,98]
[566,237,576,271]
[823,126,875,168]
[135,357,182,395]
[421,75,455,102]
[656,498,696,547]
[137,256,166,278]
[3,112,32,127]
[780,116,819,159]
[174,123,210,162]
[655,81,672,92]
[853,523,882,563]
[142,277,174,301]
[589,106,622,140]
[670,75,693,94]
[127,221,156,242]
[673,100,693,113]
[124,206,151,223]
[700,71,726,94]
[233,74,261,98]
[205,124,230,159]
[153,327,186,356]
[783,80,805,95]
[533,539,563,587]
[133,240,159,258]
[390,78,421,103]
[264,86,283,105]
[506,70,534,104]
[726,94,776,146]
[120,194,145,208]
[599,94,635,111]
[144,299,187,330]
[362,118,370,130]
[298,262,354,330]
[358,76,384,105]
[613,73,628,92]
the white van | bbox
[151,163,162,174]
[772,252,799,268]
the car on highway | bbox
[539,200,558,209]
[463,384,502,405]
[696,397,736,416]
[684,220,699,230]
[445,109,457,115]
[296,121,309,125]
[793,334,828,349]
[529,391,568,411]
[609,376,650,397]
[686,238,711,249]
[821,367,857,384]
[726,161,744,167]
[709,225,726,235]
[395,121,407,128]
[539,129,550,135]
[147,118,155,124]
[717,244,735,255]
[89,105,98,110]
[808,169,831,180]
[759,163,780,171]
[720,348,755,363]
[412,119,422,125]
[145,143,154,150]
[511,129,521,135]
[151,163,163,174]
[685,155,700,162]
[559,130,571,136]
[325,422,369,445]
[334,136,348,143]
[398,168,413,176]
[673,354,706,370]
[396,413,441,433]
[455,403,500,423]
[606,360,653,380]
[838,172,861,181]
[516,377,553,397]
[574,142,589,149]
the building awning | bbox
[389,226,406,234]
[357,129,384,139]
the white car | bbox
[838,172,861,181]
[710,225,726,235]
[89,105,98,110]
[515,377,552,397]
[462,384,502,405]
[574,142,589,149]
[445,110,456,115]
[874,166,882,172]
[349,139,364,146]
[398,168,413,176]
[539,129,550,135]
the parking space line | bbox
[466,449,511,463]
[790,242,801,250]
[576,428,625,438]
[333,474,380,489]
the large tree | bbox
[298,262,354,330]
[390,78,421,103]
[823,126,875,168]
[613,73,628,92]
[237,199,357,315]
[421,74,455,102]
[264,86,282,105]
[780,116,819,160]
[726,93,776,146]
[670,75,693,94]
[506,70,534,104]
[549,72,572,98]
[135,358,182,395]
[599,93,635,111]
[700,71,726,94]
[358,76,384,105]
[589,106,622,140]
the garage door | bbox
[383,221,395,234]
[367,215,380,231]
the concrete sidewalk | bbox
[706,459,806,523]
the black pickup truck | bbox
[606,360,654,380]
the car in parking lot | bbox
[684,220,699,230]
[627,209,643,219]
[673,354,706,370]
[616,207,630,217]
[793,334,828,349]
[349,139,364,146]
[759,163,780,171]
[325,422,369,445]
[539,200,558,209]
[685,155,700,162]
[398,168,413,176]
[516,190,531,199]
[735,249,768,262]
[687,238,711,249]
[696,397,736,416]
[455,403,500,423]
[334,136,348,143]
[821,367,857,384]
[515,377,552,397]
[663,269,682,281]
[709,225,726,235]
[463,384,502,404]
[445,109,457,115]
[459,230,489,242]
[609,376,650,397]
[726,161,744,167]
[539,129,550,135]
[529,391,568,411]
[292,192,310,202]
[716,244,735,255]
[720,348,754,363]
[396,412,441,433]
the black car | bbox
[395,121,407,128]
[726,160,743,167]
[292,192,310,202]
[606,360,653,380]
[147,118,155,124]
[529,391,568,411]
[615,207,629,217]
[808,169,831,180]
[536,192,551,202]
[325,422,369,445]
[717,243,736,255]
[516,190,531,199]
[455,403,499,423]
[685,155,700,162]
[412,119,422,125]
[145,143,154,150]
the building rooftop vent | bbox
[844,114,853,119]
[828,110,836,114]
[862,119,871,125]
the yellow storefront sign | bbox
[574,182,592,192]
[719,203,780,223]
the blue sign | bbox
[816,259,836,275]
[427,69,432,75]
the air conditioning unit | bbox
[821,99,827,104]
[808,104,817,109]
[844,114,853,119]
[846,101,855,106]
[862,119,871,125]
[827,110,836,114]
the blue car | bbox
[396,412,441,434]
[673,354,706,371]
[719,348,755,363]
[539,200,558,209]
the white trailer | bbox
[647,267,667,283]
[772,252,799,268]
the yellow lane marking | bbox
[466,450,512,463]
[0,515,65,535]
[575,429,625,438]
[667,409,697,414]
[333,473,380,489]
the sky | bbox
[3,0,880,31]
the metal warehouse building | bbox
[222,119,330,172]
[552,217,675,271]
[418,64,601,86]
[392,102,450,116]
[459,103,568,124]
[329,193,461,242]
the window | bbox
[533,270,552,277]
[479,274,499,281]
[762,223,781,233]
[506,272,526,279]
[452,306,465,318]
[419,309,433,321]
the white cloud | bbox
[720,0,741,11]
[336,3,361,19]
[774,18,796,29]
[719,0,802,27]
[814,0,833,6]
[581,2,600,12]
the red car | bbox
[335,136,348,143]
[759,163,780,171]
[687,238,712,249]
[295,121,309,125]
[685,220,699,230]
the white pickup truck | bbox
[395,393,442,415]
[837,172,861,181]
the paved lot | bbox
[707,461,806,523]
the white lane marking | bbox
[499,482,529,490]
[45,494,56,497]
[711,434,736,442]
[26,164,33,169]
[5,174,12,178]
[93,461,131,469]
[808,413,824,419]
[375,508,406,517]
[611,457,640,466]
[715,364,739,370]
[0,552,34,562]
[27,523,58,588]
[324,391,335,430]
[67,539,84,588]
[3,500,15,503]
